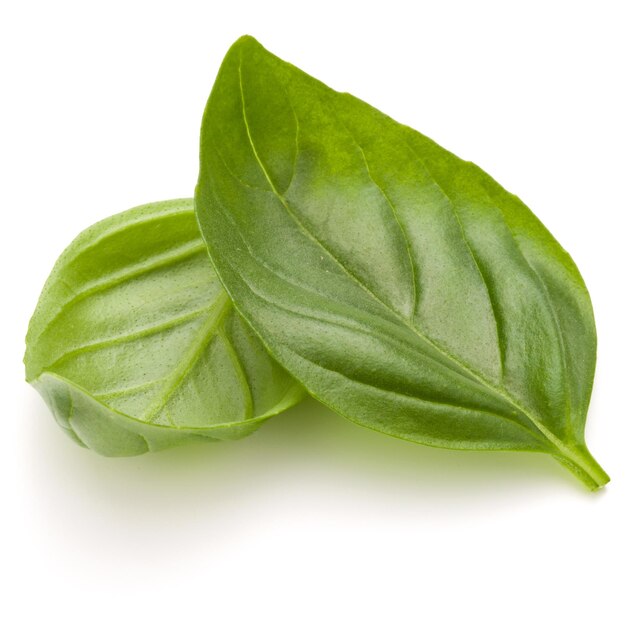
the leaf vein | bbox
[142,293,232,424]
[286,346,546,447]
[354,140,419,319]
[43,304,214,371]
[406,149,506,381]
[33,241,208,345]
[218,329,255,419]
[477,172,573,432]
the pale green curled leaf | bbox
[24,199,303,456]
[195,36,609,489]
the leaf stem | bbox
[553,443,610,491]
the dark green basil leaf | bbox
[195,37,608,489]
[25,199,303,456]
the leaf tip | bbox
[230,34,263,55]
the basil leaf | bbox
[195,37,608,489]
[25,199,303,456]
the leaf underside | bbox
[195,37,608,488]
[24,199,303,456]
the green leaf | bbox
[25,199,303,456]
[195,36,608,489]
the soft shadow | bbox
[20,390,596,561]
[24,392,586,498]
[261,397,585,493]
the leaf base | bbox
[554,444,609,491]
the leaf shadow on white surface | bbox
[24,391,592,495]
[21,388,605,566]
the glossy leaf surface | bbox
[25,199,303,456]
[196,37,608,488]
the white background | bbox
[2,1,624,624]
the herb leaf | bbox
[24,199,303,456]
[195,37,608,488]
